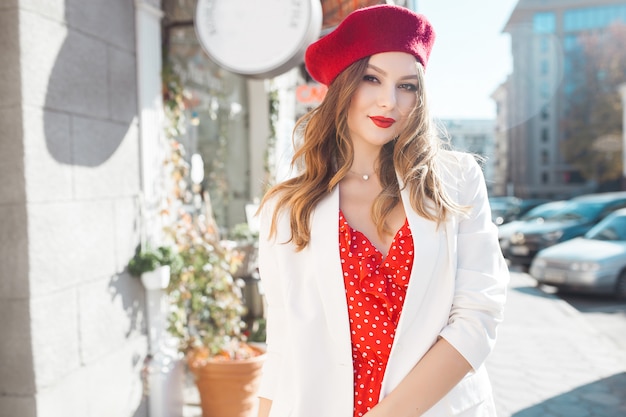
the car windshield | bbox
[519,201,566,221]
[586,213,626,241]
[547,201,605,222]
[490,202,510,213]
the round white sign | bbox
[195,0,322,78]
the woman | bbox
[256,5,509,417]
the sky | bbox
[416,0,519,120]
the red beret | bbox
[305,4,436,86]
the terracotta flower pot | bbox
[188,346,266,417]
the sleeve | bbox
[256,201,288,399]
[438,153,510,371]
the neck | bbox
[348,169,375,181]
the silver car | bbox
[530,207,626,299]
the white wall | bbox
[0,1,150,416]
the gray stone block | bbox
[113,197,142,274]
[36,338,148,417]
[0,299,35,395]
[22,15,109,118]
[20,0,66,23]
[108,46,138,124]
[27,202,82,295]
[31,290,80,388]
[0,395,36,417]
[139,0,161,11]
[19,12,70,111]
[0,204,29,299]
[72,116,140,198]
[78,274,145,364]
[66,0,135,52]
[83,338,148,417]
[34,365,89,417]
[0,0,18,10]
[0,106,26,205]
[0,9,20,109]
[28,200,117,296]
[23,107,73,202]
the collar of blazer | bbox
[309,183,447,355]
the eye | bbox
[399,83,418,92]
[363,74,380,83]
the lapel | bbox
[309,186,353,362]
[394,185,444,336]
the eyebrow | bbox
[367,63,418,81]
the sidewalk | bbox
[487,271,626,417]
[183,271,626,416]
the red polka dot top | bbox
[339,210,415,417]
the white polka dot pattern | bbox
[339,210,414,417]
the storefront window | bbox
[163,0,251,231]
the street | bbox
[545,286,626,351]
[487,270,626,417]
[508,264,626,349]
[509,264,626,351]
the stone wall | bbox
[0,1,149,416]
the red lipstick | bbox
[369,116,396,128]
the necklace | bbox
[349,170,373,181]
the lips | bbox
[369,116,396,128]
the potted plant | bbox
[224,222,265,339]
[165,206,265,417]
[128,244,182,290]
[226,222,259,279]
[160,66,265,416]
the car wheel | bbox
[616,271,626,300]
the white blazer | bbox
[257,151,509,417]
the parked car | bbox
[529,208,626,299]
[489,196,521,225]
[489,197,551,225]
[516,198,553,217]
[504,191,626,268]
[498,200,568,253]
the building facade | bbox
[440,119,497,196]
[491,79,512,197]
[502,0,626,198]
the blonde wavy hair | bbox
[260,57,467,251]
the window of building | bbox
[540,37,549,53]
[533,12,556,33]
[564,5,626,32]
[541,149,549,164]
[541,127,549,142]
[564,35,580,52]
[542,172,549,184]
[541,107,549,120]
[540,59,549,75]
[540,81,550,98]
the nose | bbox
[377,84,397,108]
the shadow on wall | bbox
[512,372,626,417]
[43,1,137,167]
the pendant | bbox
[362,174,369,181]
